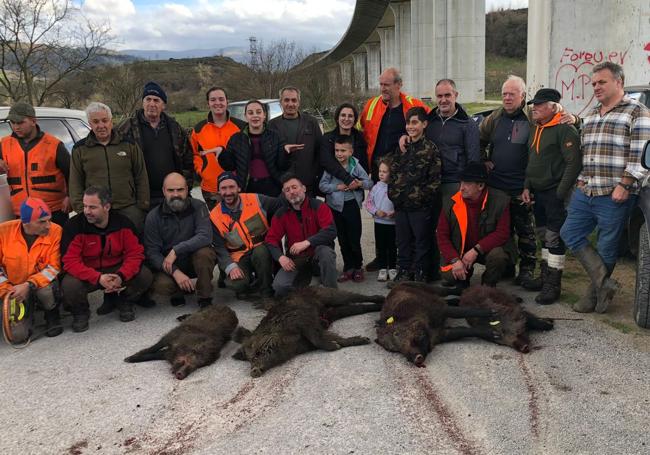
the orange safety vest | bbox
[209,193,270,262]
[0,219,62,295]
[191,118,241,193]
[1,133,67,214]
[440,190,489,272]
[359,92,429,166]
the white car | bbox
[0,106,90,152]
[228,99,283,123]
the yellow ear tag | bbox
[386,317,394,324]
[489,320,501,326]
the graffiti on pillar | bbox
[554,47,629,115]
[645,42,650,64]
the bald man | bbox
[144,172,217,308]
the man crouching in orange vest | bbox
[0,197,63,340]
[436,162,516,289]
[0,102,71,227]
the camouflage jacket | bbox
[388,137,441,211]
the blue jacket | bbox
[425,103,480,184]
[319,157,373,213]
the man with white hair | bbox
[69,102,149,227]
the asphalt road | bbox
[2,210,650,455]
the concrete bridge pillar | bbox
[352,51,368,93]
[390,1,413,90]
[327,66,340,93]
[378,26,396,71]
[527,0,650,116]
[339,59,353,91]
[365,42,381,90]
[410,0,435,99]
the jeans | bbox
[560,189,637,265]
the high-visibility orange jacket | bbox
[0,219,62,295]
[191,113,244,193]
[210,193,270,263]
[359,92,428,165]
[1,133,67,214]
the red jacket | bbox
[265,198,336,260]
[61,211,145,284]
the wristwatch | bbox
[618,182,633,191]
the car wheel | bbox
[634,222,650,328]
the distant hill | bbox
[118,47,248,62]
[486,8,527,59]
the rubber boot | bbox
[118,300,135,322]
[522,261,546,292]
[198,297,213,309]
[573,284,596,313]
[72,312,90,333]
[96,293,116,315]
[573,245,619,314]
[44,307,64,337]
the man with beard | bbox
[144,172,216,308]
[265,173,337,296]
[61,186,153,332]
[210,172,283,299]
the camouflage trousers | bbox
[506,190,537,271]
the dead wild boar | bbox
[233,287,381,377]
[377,282,500,367]
[124,304,238,379]
[459,285,554,353]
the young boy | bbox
[319,135,373,282]
[388,107,441,282]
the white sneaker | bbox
[377,269,388,282]
[388,269,398,281]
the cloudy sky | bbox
[81,0,528,52]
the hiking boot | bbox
[388,269,398,281]
[136,295,156,308]
[170,296,186,307]
[377,269,388,282]
[96,293,117,315]
[365,258,381,272]
[198,298,213,309]
[44,307,63,337]
[573,245,619,314]
[72,313,89,333]
[535,267,562,305]
[337,270,353,283]
[118,302,135,322]
[413,269,426,282]
[522,261,546,292]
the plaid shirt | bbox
[578,96,650,196]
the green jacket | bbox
[525,113,582,200]
[70,130,150,212]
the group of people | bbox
[1,60,648,343]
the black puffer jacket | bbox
[219,127,289,194]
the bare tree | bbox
[248,38,305,99]
[0,0,111,105]
[94,63,148,116]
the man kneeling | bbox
[144,172,216,308]
[0,198,63,340]
[61,186,153,332]
[437,162,515,288]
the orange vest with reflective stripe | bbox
[359,92,428,165]
[0,219,62,295]
[209,193,270,262]
[191,119,241,193]
[1,133,67,214]
[440,191,489,272]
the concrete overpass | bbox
[306,0,486,102]
[304,0,649,112]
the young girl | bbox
[319,135,373,282]
[364,159,396,281]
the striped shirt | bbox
[578,96,650,196]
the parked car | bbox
[228,99,282,123]
[0,106,90,152]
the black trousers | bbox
[333,200,363,271]
[374,222,396,269]
[533,187,567,255]
[246,177,281,197]
[396,208,432,271]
